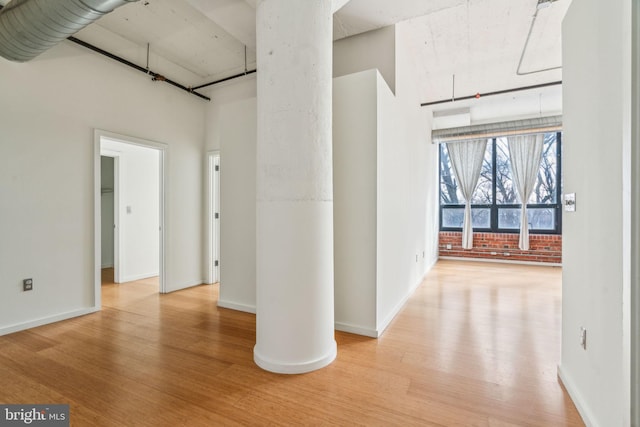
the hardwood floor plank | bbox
[0,262,584,426]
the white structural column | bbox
[254,0,337,373]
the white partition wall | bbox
[333,70,379,335]
[333,68,437,337]
[560,0,634,425]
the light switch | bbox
[126,206,132,214]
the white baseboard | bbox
[217,299,256,314]
[334,321,378,338]
[557,364,596,426]
[0,307,99,337]
[164,279,205,293]
[120,272,160,283]
[439,256,562,267]
[101,263,114,269]
[254,341,337,374]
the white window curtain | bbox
[507,134,544,250]
[446,139,487,249]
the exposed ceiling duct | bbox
[536,0,559,9]
[0,0,138,62]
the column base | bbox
[253,340,337,374]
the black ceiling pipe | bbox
[67,36,211,101]
[193,69,257,91]
[421,80,563,107]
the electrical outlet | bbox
[23,278,33,291]
[446,244,452,250]
[580,327,587,350]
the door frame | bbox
[94,129,168,308]
[629,0,640,422]
[206,150,221,284]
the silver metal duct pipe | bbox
[0,0,138,62]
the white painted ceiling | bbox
[1,0,571,105]
[406,0,570,104]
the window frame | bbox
[439,132,562,235]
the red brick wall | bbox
[439,232,562,264]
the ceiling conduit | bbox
[0,0,138,62]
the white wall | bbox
[333,26,396,94]
[376,76,421,332]
[376,23,439,333]
[333,70,379,334]
[207,95,258,312]
[102,140,160,283]
[0,40,205,335]
[630,4,640,423]
[204,78,257,311]
[559,0,631,425]
[100,156,115,268]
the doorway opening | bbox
[207,151,220,284]
[94,130,167,308]
[99,153,118,283]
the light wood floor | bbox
[0,261,583,426]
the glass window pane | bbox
[440,144,464,205]
[498,208,520,229]
[495,138,517,204]
[442,208,464,228]
[528,133,558,205]
[470,141,493,204]
[471,208,490,228]
[499,207,557,230]
[528,207,556,230]
[442,208,490,229]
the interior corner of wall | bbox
[425,253,438,274]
